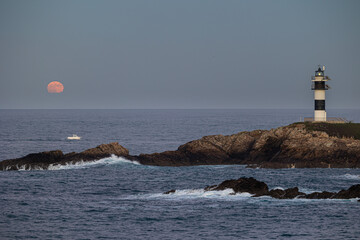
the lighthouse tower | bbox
[312,65,331,122]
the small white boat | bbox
[67,134,81,140]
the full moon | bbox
[47,81,64,93]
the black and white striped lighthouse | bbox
[311,65,331,121]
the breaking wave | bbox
[13,155,140,171]
[338,174,360,180]
[122,188,253,201]
[47,155,140,170]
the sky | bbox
[0,0,359,109]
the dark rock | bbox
[80,142,129,157]
[264,189,285,198]
[283,187,306,199]
[164,189,176,194]
[303,191,335,199]
[206,177,269,195]
[333,184,360,199]
[134,131,260,166]
[264,185,360,200]
[0,150,65,170]
[0,142,130,170]
[265,187,306,199]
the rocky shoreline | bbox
[0,142,129,171]
[164,177,360,200]
[1,122,360,170]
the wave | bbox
[338,173,360,180]
[122,188,253,201]
[121,188,360,202]
[14,155,140,171]
[48,155,140,170]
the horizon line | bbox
[1,107,359,110]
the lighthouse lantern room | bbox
[311,65,331,122]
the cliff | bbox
[1,123,360,170]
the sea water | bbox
[1,109,360,239]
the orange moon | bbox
[47,81,64,93]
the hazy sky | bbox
[0,0,359,109]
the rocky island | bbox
[1,122,360,170]
[164,177,360,200]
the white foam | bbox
[298,188,317,194]
[165,188,238,198]
[123,188,253,201]
[11,155,140,171]
[48,155,140,170]
[339,173,360,180]
[7,164,48,171]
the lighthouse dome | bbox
[315,67,324,76]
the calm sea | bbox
[1,109,360,239]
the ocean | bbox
[1,109,360,239]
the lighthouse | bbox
[312,65,331,121]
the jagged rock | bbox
[266,187,306,199]
[206,177,269,195]
[333,184,360,199]
[0,142,129,170]
[134,123,360,168]
[302,191,335,199]
[81,142,129,157]
[165,177,360,200]
[0,150,65,170]
[300,185,360,200]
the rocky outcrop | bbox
[2,123,360,170]
[267,187,306,199]
[204,177,269,196]
[135,123,360,168]
[164,177,360,200]
[332,184,360,199]
[0,142,129,170]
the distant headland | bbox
[1,122,360,171]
